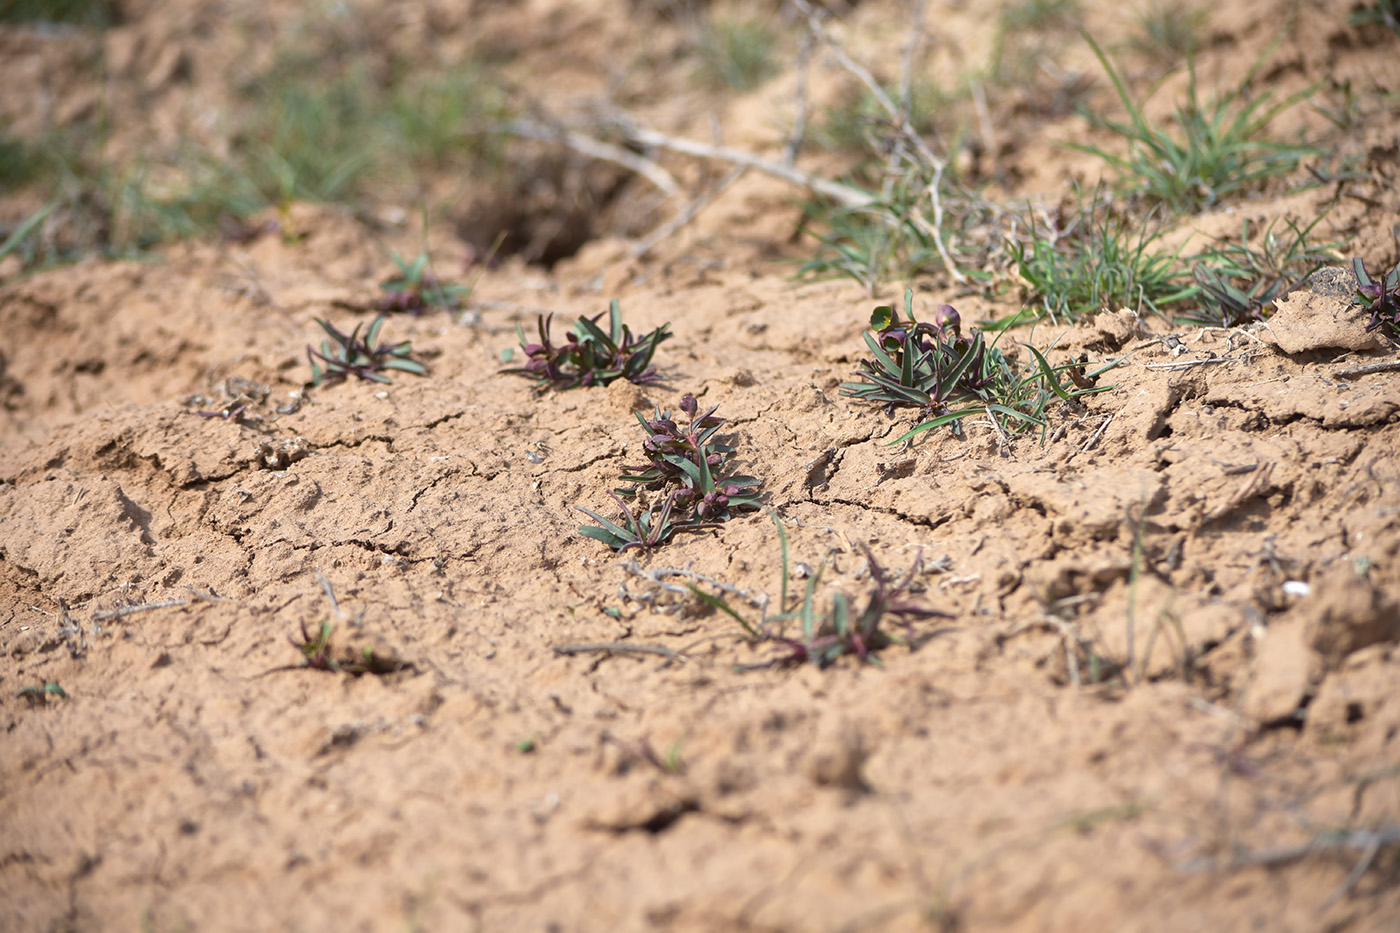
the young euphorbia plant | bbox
[841,292,1008,441]
[842,289,1105,444]
[501,299,671,390]
[764,544,949,669]
[618,395,762,522]
[307,314,427,387]
[684,511,952,670]
[578,395,762,552]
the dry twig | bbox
[615,119,873,207]
[787,0,964,281]
[1177,825,1400,911]
[633,165,748,259]
[506,118,681,196]
[92,598,190,621]
[1335,359,1400,378]
[553,641,685,661]
[625,560,769,613]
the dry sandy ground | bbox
[2,1,1399,930]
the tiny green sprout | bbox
[288,619,413,676]
[662,738,684,775]
[17,682,67,706]
[307,314,427,387]
[517,734,539,754]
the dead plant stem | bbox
[553,641,685,661]
[1335,359,1400,378]
[506,118,681,196]
[616,119,872,207]
[786,0,964,281]
[92,598,190,621]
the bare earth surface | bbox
[3,1,1400,930]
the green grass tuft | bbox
[1009,189,1196,323]
[692,14,780,92]
[0,0,118,27]
[1071,32,1319,214]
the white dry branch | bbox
[499,0,972,280]
[787,0,964,281]
[506,118,682,197]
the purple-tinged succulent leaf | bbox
[1352,256,1400,335]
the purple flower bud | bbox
[679,395,699,416]
[935,304,961,334]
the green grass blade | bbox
[608,298,623,344]
[575,506,637,541]
[578,524,631,549]
[688,586,760,638]
[0,200,55,263]
[766,507,790,617]
[1025,345,1076,402]
[886,409,980,446]
[572,314,612,347]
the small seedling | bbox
[578,395,762,552]
[375,251,468,313]
[688,511,950,670]
[841,294,983,427]
[501,300,671,390]
[288,619,411,676]
[617,395,763,522]
[841,290,1107,444]
[307,314,427,386]
[17,682,68,706]
[757,547,944,668]
[1353,256,1400,335]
